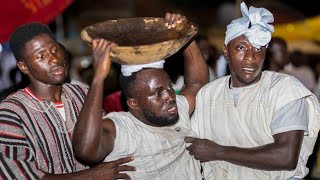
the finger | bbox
[106,42,116,52]
[186,145,193,152]
[113,156,134,166]
[92,39,98,48]
[116,173,131,180]
[97,38,105,48]
[117,165,136,172]
[165,12,171,22]
[177,16,186,23]
[184,137,195,143]
[187,147,194,155]
[100,39,109,50]
[169,14,177,25]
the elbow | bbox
[284,159,298,171]
[73,144,102,165]
[279,157,299,171]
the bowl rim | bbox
[80,17,198,48]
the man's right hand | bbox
[43,157,135,180]
[91,157,136,180]
[92,38,116,80]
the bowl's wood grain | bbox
[81,17,197,65]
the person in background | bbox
[284,50,317,92]
[186,2,320,179]
[0,22,134,179]
[195,34,222,81]
[264,37,289,72]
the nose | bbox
[48,52,60,64]
[163,89,175,103]
[245,48,256,62]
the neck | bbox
[28,83,63,102]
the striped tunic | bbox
[0,84,88,180]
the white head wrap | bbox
[225,2,274,49]
[121,60,165,76]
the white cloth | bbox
[104,95,202,180]
[121,60,165,76]
[191,71,320,179]
[225,2,274,49]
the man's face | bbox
[224,35,266,87]
[133,69,179,127]
[19,33,68,86]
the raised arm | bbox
[165,13,209,115]
[180,40,209,114]
[73,39,116,165]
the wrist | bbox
[92,75,105,86]
[215,144,227,161]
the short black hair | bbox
[119,72,139,98]
[9,22,55,61]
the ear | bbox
[127,98,139,110]
[17,61,29,75]
[223,44,228,62]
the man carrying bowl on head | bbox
[72,13,209,179]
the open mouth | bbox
[167,105,178,113]
[51,66,65,75]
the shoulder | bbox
[197,76,229,98]
[104,112,133,127]
[267,71,301,86]
[266,71,311,95]
[0,90,26,110]
[62,83,89,100]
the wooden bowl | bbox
[81,17,198,65]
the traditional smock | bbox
[191,71,320,179]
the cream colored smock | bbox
[104,95,202,180]
[191,71,320,180]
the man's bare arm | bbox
[73,39,116,164]
[179,40,209,115]
[186,130,304,170]
[42,157,135,180]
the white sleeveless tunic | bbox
[104,95,202,180]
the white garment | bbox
[104,95,202,180]
[191,71,320,179]
[216,55,228,78]
[121,60,165,76]
[225,2,274,49]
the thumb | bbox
[184,136,195,143]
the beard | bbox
[142,108,179,127]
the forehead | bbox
[135,69,170,90]
[24,33,57,51]
[228,35,250,46]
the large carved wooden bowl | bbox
[81,17,198,65]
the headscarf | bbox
[225,2,274,49]
[121,60,165,76]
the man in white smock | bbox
[185,2,320,180]
[72,13,209,179]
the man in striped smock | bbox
[185,2,320,180]
[72,13,209,179]
[0,23,134,179]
